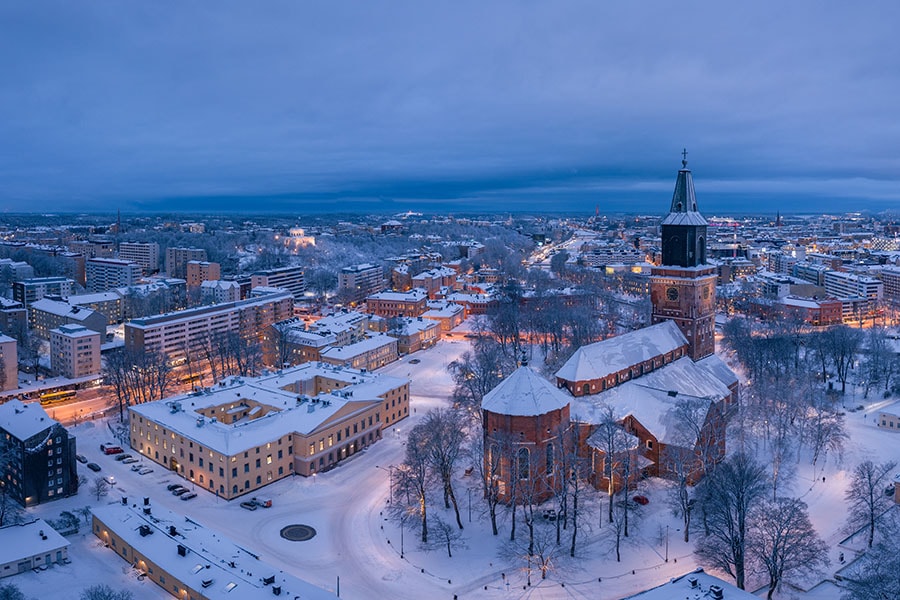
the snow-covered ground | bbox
[13,334,900,600]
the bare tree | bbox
[802,395,847,466]
[421,409,467,529]
[91,478,109,501]
[400,425,432,543]
[448,334,513,423]
[471,430,504,536]
[845,459,898,548]
[79,584,134,600]
[588,403,634,525]
[749,497,828,600]
[0,583,26,600]
[696,452,768,590]
[421,516,467,558]
[841,531,900,600]
[823,325,863,394]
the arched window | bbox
[489,444,500,474]
[698,236,706,263]
[546,443,554,475]
[582,383,590,395]
[517,448,530,480]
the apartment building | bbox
[365,289,428,318]
[0,335,16,391]
[67,237,114,259]
[199,280,241,304]
[186,260,221,288]
[50,324,101,379]
[165,247,207,279]
[320,334,399,371]
[12,277,74,309]
[881,266,900,306]
[386,317,441,354]
[124,289,293,362]
[128,363,409,497]
[118,241,160,275]
[29,299,107,340]
[0,400,78,507]
[69,291,124,325]
[824,270,883,302]
[0,298,27,338]
[86,258,141,292]
[251,265,305,299]
[0,258,34,281]
[338,263,384,304]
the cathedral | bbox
[482,156,738,503]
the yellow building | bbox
[128,363,409,498]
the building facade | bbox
[186,261,221,288]
[251,265,305,299]
[86,258,141,292]
[0,401,78,507]
[338,263,384,304]
[12,277,74,310]
[0,336,16,392]
[118,242,160,275]
[50,324,101,379]
[165,247,208,279]
[365,290,428,318]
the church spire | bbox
[666,148,703,217]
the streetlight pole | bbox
[665,525,669,563]
[467,487,472,523]
[376,465,394,503]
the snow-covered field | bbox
[13,334,900,600]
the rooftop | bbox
[482,366,570,417]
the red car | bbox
[633,495,649,505]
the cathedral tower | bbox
[650,151,716,361]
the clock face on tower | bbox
[666,286,679,302]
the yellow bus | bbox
[39,390,77,406]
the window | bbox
[517,448,530,480]
[646,440,654,450]
[546,443,554,474]
[244,464,249,473]
[266,455,272,465]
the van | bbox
[100,443,124,455]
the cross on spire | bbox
[681,148,689,168]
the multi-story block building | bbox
[0,400,78,507]
[0,298,27,338]
[0,258,34,281]
[199,279,241,304]
[12,277,74,310]
[128,363,409,497]
[67,237,114,259]
[251,265,305,299]
[28,299,107,340]
[50,324,101,379]
[386,317,441,354]
[124,289,293,362]
[86,258,141,292]
[68,291,125,325]
[0,335,17,392]
[365,289,428,318]
[117,241,160,275]
[185,260,221,288]
[881,266,900,307]
[320,334,399,371]
[338,263,384,304]
[165,247,207,279]
[824,270,883,302]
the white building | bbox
[93,502,337,600]
[199,280,241,304]
[251,265,305,299]
[86,258,141,292]
[118,241,160,275]
[0,519,69,578]
[50,324,101,379]
[824,270,883,302]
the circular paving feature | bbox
[280,524,317,542]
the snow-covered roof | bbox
[571,357,732,444]
[130,363,407,455]
[0,519,68,565]
[555,321,688,383]
[320,334,396,361]
[622,568,757,599]
[367,289,426,302]
[29,298,100,321]
[482,366,570,417]
[0,400,57,441]
[69,291,121,305]
[93,502,339,600]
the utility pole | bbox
[665,525,669,562]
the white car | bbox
[138,467,154,475]
[104,476,116,486]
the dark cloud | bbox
[1,1,899,213]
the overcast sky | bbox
[2,1,899,214]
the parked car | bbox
[250,497,272,508]
[131,464,143,472]
[75,454,88,464]
[100,443,124,455]
[542,508,557,521]
[122,458,139,464]
[114,453,133,462]
[180,492,197,501]
[167,483,185,492]
[104,476,116,486]
[409,358,421,364]
[172,488,190,496]
[633,495,650,505]
[86,463,101,472]
[240,501,258,511]
[138,467,154,475]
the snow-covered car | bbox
[172,488,190,497]
[75,454,87,464]
[104,476,116,486]
[180,492,197,501]
[122,458,139,464]
[167,483,185,491]
[240,501,258,511]
[138,467,154,475]
[131,464,143,472]
[114,453,132,462]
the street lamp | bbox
[376,465,394,503]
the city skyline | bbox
[2,2,899,213]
